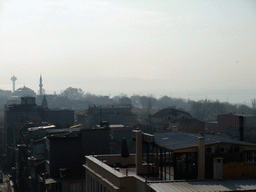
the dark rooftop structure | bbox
[154,132,256,150]
[152,108,192,118]
[12,86,36,97]
[46,127,81,135]
[152,108,193,131]
[148,179,256,192]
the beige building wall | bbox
[84,156,152,192]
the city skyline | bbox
[0,0,255,105]
[1,74,254,106]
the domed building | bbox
[12,86,36,97]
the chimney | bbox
[135,130,143,175]
[197,137,205,179]
[239,116,244,141]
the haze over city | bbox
[0,0,255,104]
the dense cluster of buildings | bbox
[1,75,256,191]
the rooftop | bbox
[154,132,256,150]
[218,113,256,117]
[148,179,256,192]
[153,108,192,118]
[86,155,146,182]
[46,127,81,134]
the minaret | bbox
[11,75,17,92]
[39,75,43,96]
[41,95,48,109]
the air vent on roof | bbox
[218,146,227,153]
[206,146,215,153]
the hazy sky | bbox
[0,0,255,104]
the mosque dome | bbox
[12,86,36,97]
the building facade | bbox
[151,108,193,130]
[4,97,75,149]
[84,130,256,192]
[84,105,136,128]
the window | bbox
[49,182,62,192]
[88,176,92,192]
[70,183,82,192]
[92,178,95,192]
[96,181,99,192]
[247,151,256,162]
[100,184,102,192]
[56,182,62,192]
[86,175,90,191]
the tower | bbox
[41,95,48,109]
[11,75,17,92]
[39,75,43,96]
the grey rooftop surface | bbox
[148,179,256,192]
[154,132,256,150]
[46,127,81,134]
[152,108,192,118]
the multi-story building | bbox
[4,96,74,149]
[45,126,111,191]
[4,97,40,149]
[171,118,205,133]
[217,113,256,132]
[44,109,74,128]
[84,105,136,128]
[217,113,256,141]
[151,108,193,130]
[84,130,256,192]
[4,96,74,175]
[46,133,83,178]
